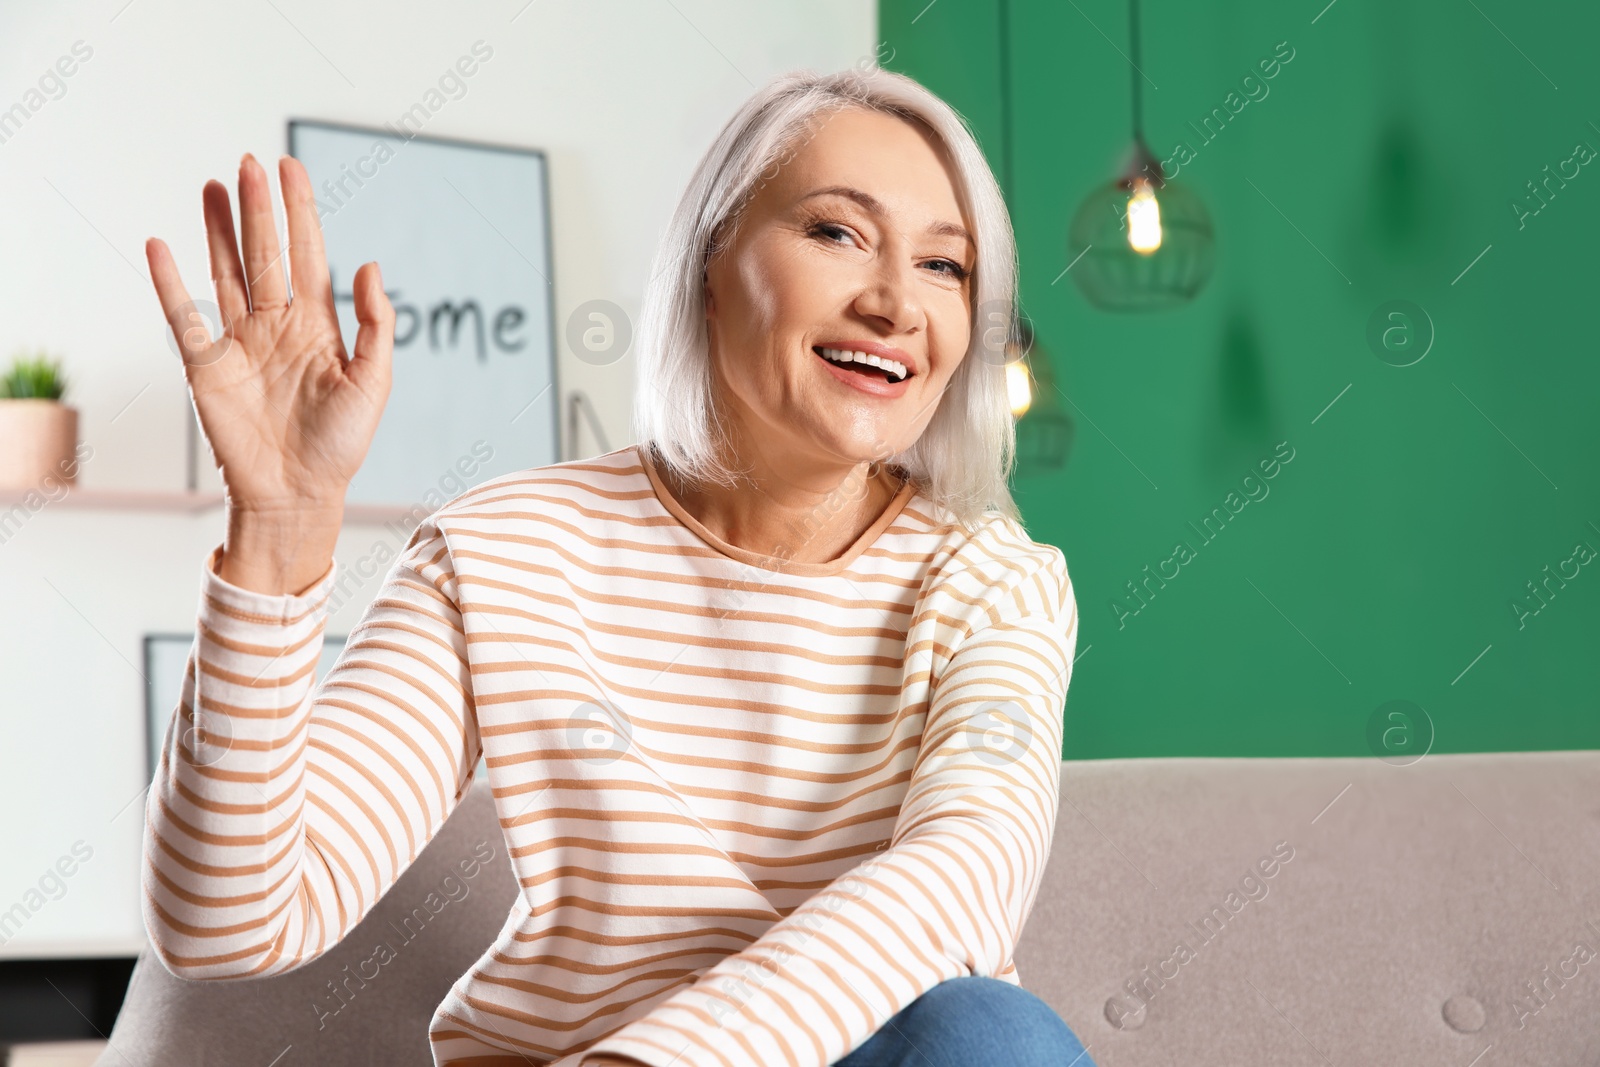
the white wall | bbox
[0,0,876,958]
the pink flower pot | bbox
[0,400,80,490]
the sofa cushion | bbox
[102,751,1600,1065]
[1016,750,1600,1066]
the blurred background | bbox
[1,0,1596,1054]
[908,0,1600,762]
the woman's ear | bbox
[702,224,731,321]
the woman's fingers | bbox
[237,153,288,311]
[145,237,209,363]
[348,261,394,401]
[202,180,249,324]
[280,156,333,308]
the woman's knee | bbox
[896,976,1093,1066]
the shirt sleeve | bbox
[140,515,481,979]
[576,526,1079,1067]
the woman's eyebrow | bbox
[799,185,973,246]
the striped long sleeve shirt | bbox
[141,443,1079,1067]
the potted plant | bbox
[0,351,81,490]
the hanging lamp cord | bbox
[1129,0,1144,143]
[998,0,1013,204]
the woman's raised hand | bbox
[145,153,394,515]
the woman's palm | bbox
[146,154,394,511]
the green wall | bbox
[881,0,1600,759]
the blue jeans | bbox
[832,975,1097,1066]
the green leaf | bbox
[0,351,67,401]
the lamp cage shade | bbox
[1067,169,1216,312]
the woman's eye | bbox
[812,221,855,245]
[809,220,969,281]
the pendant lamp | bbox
[1067,0,1215,311]
[1009,319,1074,474]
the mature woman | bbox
[141,67,1087,1067]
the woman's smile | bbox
[812,343,914,398]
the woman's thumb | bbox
[349,261,394,398]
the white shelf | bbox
[0,935,148,961]
[0,487,222,513]
[2,1039,110,1067]
[0,487,420,525]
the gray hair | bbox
[630,65,1022,530]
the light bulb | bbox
[1126,177,1162,254]
[1007,360,1033,417]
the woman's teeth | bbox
[816,347,909,384]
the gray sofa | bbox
[99,751,1600,1065]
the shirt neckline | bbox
[635,443,918,577]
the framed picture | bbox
[192,120,560,510]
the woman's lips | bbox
[813,347,911,398]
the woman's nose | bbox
[852,255,923,334]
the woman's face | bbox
[703,105,975,474]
